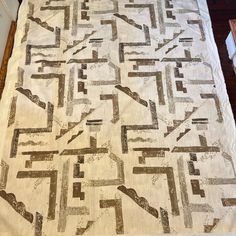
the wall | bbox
[0,0,19,65]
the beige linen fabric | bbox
[0,0,236,235]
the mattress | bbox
[0,0,236,235]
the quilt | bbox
[0,0,236,235]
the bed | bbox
[0,0,236,235]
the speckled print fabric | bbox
[0,0,236,235]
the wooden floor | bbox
[207,0,236,121]
[0,22,16,99]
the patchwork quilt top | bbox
[0,0,236,235]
